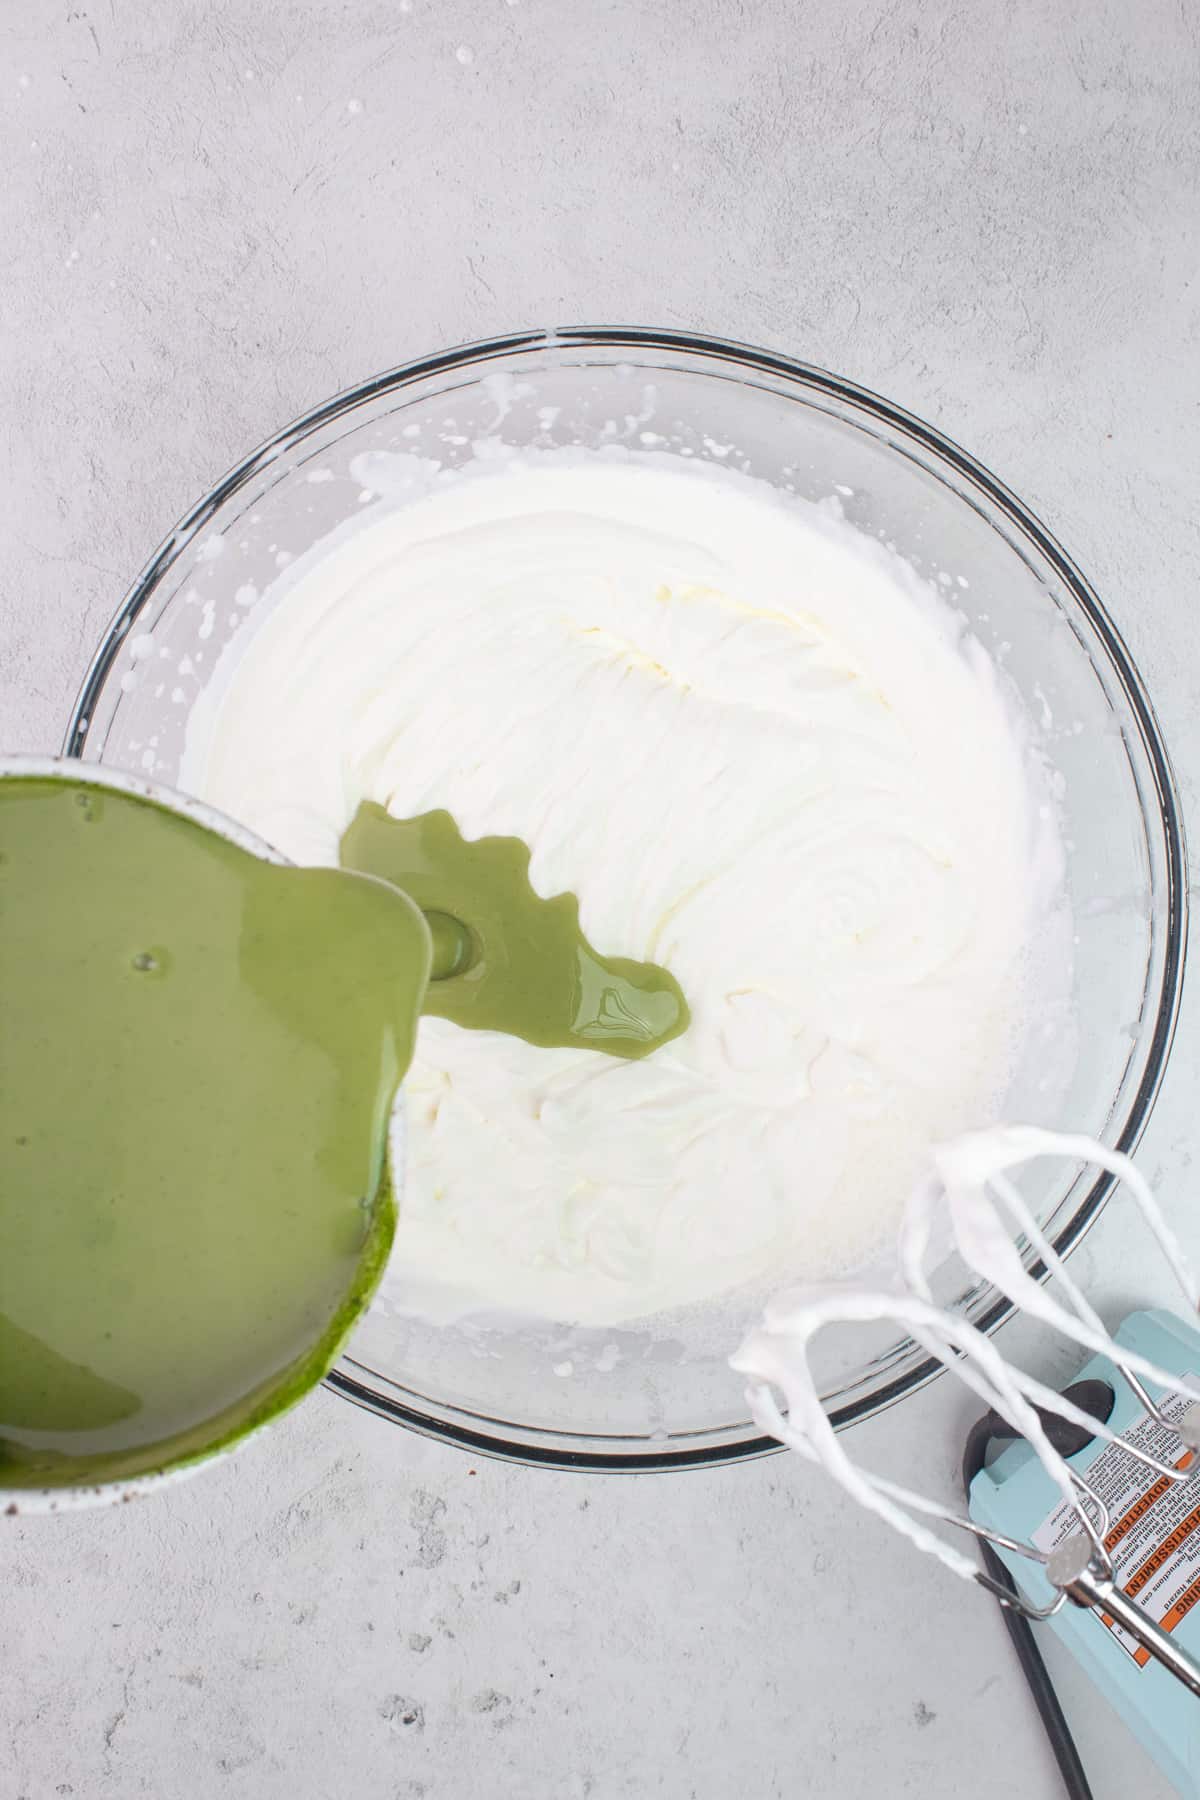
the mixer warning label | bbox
[1031,1380,1200,1667]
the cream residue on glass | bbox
[182,452,1066,1327]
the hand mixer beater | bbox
[734,1127,1200,1796]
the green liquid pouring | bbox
[0,776,430,1491]
[340,804,690,1061]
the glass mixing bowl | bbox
[66,328,1187,1471]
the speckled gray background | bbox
[3,3,1199,1796]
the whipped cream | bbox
[183,453,1061,1325]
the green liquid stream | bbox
[339,804,690,1061]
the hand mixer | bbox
[733,1127,1200,1797]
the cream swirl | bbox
[183,454,1058,1324]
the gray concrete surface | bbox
[3,2,1200,1795]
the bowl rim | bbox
[61,325,1190,1473]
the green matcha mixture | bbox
[1,778,691,1492]
[0,776,430,1490]
[340,803,690,1060]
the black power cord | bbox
[961,1379,1116,1800]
